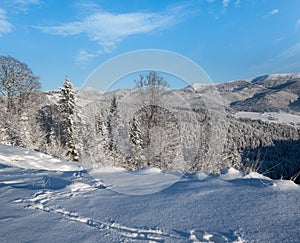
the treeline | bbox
[0,56,299,183]
[223,117,300,183]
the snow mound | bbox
[243,171,272,180]
[67,182,95,192]
[88,166,127,173]
[219,167,243,180]
[195,172,210,181]
[273,180,299,191]
[136,167,162,174]
[88,165,183,195]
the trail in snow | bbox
[14,185,180,242]
[14,187,245,243]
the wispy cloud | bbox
[0,8,13,37]
[75,50,96,63]
[277,42,300,60]
[267,9,279,17]
[223,0,230,8]
[75,49,105,64]
[253,42,300,72]
[4,0,41,12]
[38,6,189,53]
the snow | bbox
[219,167,243,180]
[0,145,82,171]
[1,145,299,242]
[267,73,300,79]
[89,166,183,195]
[233,111,300,126]
[187,83,212,91]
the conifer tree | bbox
[106,95,120,165]
[59,77,79,161]
[129,116,143,169]
[95,112,110,159]
[107,95,117,151]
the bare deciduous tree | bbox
[134,72,174,167]
[135,71,169,107]
[0,56,40,110]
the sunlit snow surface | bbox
[233,111,300,127]
[0,145,299,243]
[88,166,184,195]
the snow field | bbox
[0,145,299,242]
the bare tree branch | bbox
[0,56,40,110]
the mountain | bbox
[218,73,300,113]
[187,73,300,113]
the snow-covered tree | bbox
[134,72,170,166]
[58,77,79,161]
[106,95,122,165]
[107,95,116,150]
[94,112,111,163]
[129,116,143,169]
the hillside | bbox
[215,73,300,113]
[0,72,299,182]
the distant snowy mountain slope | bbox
[188,72,300,114]
[1,145,299,243]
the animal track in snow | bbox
[13,183,246,242]
[189,229,246,243]
[14,186,180,242]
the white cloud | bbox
[38,6,188,52]
[268,9,279,16]
[75,49,103,64]
[75,50,96,63]
[223,0,230,8]
[0,8,13,37]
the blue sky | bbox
[0,0,300,91]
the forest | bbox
[0,55,299,183]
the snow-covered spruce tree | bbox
[95,112,110,152]
[106,95,122,165]
[58,77,79,161]
[84,112,110,165]
[129,116,143,169]
[37,103,66,158]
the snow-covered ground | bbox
[233,111,300,127]
[0,145,299,242]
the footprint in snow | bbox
[189,229,245,243]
